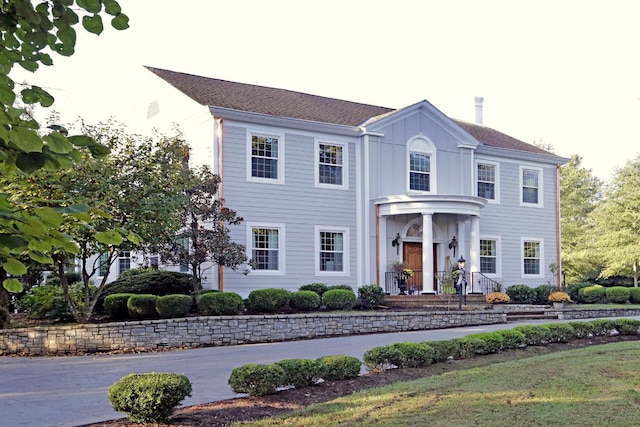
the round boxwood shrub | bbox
[495,329,527,349]
[606,286,631,304]
[357,284,385,309]
[322,289,356,310]
[289,290,321,312]
[316,355,361,380]
[228,363,286,397]
[299,283,329,296]
[363,345,404,372]
[275,358,323,388]
[567,282,592,302]
[463,332,505,354]
[127,294,158,319]
[428,339,463,362]
[198,292,244,316]
[104,293,135,319]
[108,372,192,424]
[327,284,354,292]
[156,294,193,318]
[533,285,555,305]
[246,288,291,313]
[506,284,536,304]
[630,287,640,303]
[579,285,607,304]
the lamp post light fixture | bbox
[457,255,467,309]
[391,233,401,256]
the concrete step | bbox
[506,312,559,321]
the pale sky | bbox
[11,0,640,181]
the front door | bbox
[403,243,437,293]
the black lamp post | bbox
[457,255,466,309]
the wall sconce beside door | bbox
[391,233,401,256]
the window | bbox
[247,131,284,184]
[409,153,430,191]
[149,256,159,269]
[247,223,284,274]
[477,162,498,202]
[178,237,189,272]
[316,142,347,189]
[118,251,131,275]
[520,167,543,206]
[315,226,349,275]
[407,136,436,193]
[98,252,109,277]
[522,239,543,276]
[480,239,497,274]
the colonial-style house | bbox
[107,67,567,297]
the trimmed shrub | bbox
[495,329,527,349]
[104,293,135,319]
[629,287,640,303]
[428,339,463,362]
[98,271,193,311]
[579,285,606,303]
[198,292,244,316]
[545,323,576,342]
[357,284,386,309]
[606,286,631,304]
[613,318,640,335]
[327,284,354,292]
[363,345,404,372]
[389,342,435,368]
[0,306,8,329]
[322,289,356,310]
[127,294,158,319]
[566,321,595,338]
[533,285,556,305]
[107,372,192,424]
[589,319,617,336]
[228,363,286,397]
[275,359,322,388]
[506,284,536,304]
[464,332,505,354]
[567,282,592,302]
[20,282,96,322]
[458,337,488,357]
[117,267,155,280]
[289,290,321,312]
[316,355,361,380]
[156,294,192,318]
[246,288,291,313]
[513,324,552,345]
[299,283,329,296]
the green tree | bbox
[155,166,250,292]
[3,121,192,321]
[592,156,640,287]
[560,155,602,283]
[0,1,129,294]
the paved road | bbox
[1,317,635,427]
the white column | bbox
[379,215,388,291]
[470,216,480,293]
[423,213,434,293]
[457,219,467,263]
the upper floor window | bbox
[480,238,498,275]
[407,136,436,193]
[520,166,543,207]
[316,142,347,189]
[247,131,284,184]
[522,239,543,277]
[477,162,499,202]
[315,226,349,275]
[248,223,285,275]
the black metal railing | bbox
[472,272,502,295]
[384,270,423,295]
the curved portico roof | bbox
[375,194,487,217]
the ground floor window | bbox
[480,239,497,274]
[118,251,131,275]
[316,226,349,274]
[523,239,542,276]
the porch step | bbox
[505,310,559,322]
[384,294,487,308]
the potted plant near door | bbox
[392,262,414,295]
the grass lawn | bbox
[236,341,640,426]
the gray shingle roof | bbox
[146,66,551,156]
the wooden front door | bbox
[403,242,437,293]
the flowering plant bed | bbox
[486,292,511,304]
[548,291,571,303]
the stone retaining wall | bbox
[0,311,506,356]
[557,307,640,320]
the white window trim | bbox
[406,135,437,194]
[314,140,348,190]
[476,160,500,204]
[118,251,131,275]
[315,225,350,276]
[246,222,285,276]
[521,237,544,278]
[519,166,543,208]
[479,235,501,277]
[246,129,285,185]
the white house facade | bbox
[120,67,568,297]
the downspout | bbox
[556,164,562,287]
[216,117,224,291]
[375,204,380,287]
